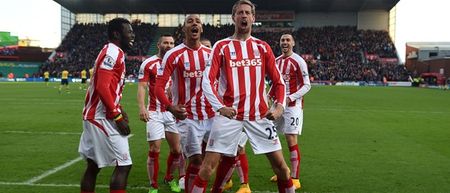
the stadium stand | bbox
[42,22,406,82]
[41,22,157,77]
[294,26,406,81]
[0,47,17,56]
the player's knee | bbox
[238,146,246,154]
[169,146,182,154]
[149,142,161,152]
[189,155,203,166]
[199,161,217,178]
[117,165,132,173]
[272,163,290,180]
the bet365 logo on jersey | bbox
[229,58,262,68]
[183,70,203,78]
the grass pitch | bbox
[0,82,449,193]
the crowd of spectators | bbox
[0,47,17,56]
[294,26,406,81]
[44,23,406,82]
[360,30,397,58]
[41,22,157,77]
[175,25,404,81]
[309,60,410,82]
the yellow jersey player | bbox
[80,69,87,90]
[88,68,94,84]
[59,69,70,93]
[44,71,50,86]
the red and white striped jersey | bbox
[138,55,170,112]
[155,43,215,120]
[275,53,311,108]
[83,43,126,120]
[202,36,286,121]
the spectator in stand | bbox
[0,47,17,56]
[41,22,158,78]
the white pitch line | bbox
[24,157,83,184]
[23,134,134,184]
[0,181,277,193]
[3,130,80,135]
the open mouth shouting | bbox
[240,20,248,28]
[129,39,135,48]
[191,27,199,35]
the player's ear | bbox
[113,31,121,40]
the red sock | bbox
[191,175,208,193]
[277,178,295,193]
[236,153,249,184]
[211,156,236,193]
[165,152,181,181]
[147,151,159,188]
[185,163,200,193]
[289,145,300,179]
[110,190,126,193]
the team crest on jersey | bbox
[184,62,190,68]
[157,67,164,75]
[230,51,236,56]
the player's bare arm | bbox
[137,81,150,122]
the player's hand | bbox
[265,103,284,120]
[114,113,131,136]
[286,97,292,104]
[121,109,129,123]
[218,107,236,119]
[167,104,187,120]
[139,107,150,122]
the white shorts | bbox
[238,132,248,148]
[178,119,212,158]
[78,119,132,168]
[146,111,178,141]
[206,115,282,156]
[274,106,303,135]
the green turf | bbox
[1,82,449,193]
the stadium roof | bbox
[407,42,450,50]
[54,0,400,14]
